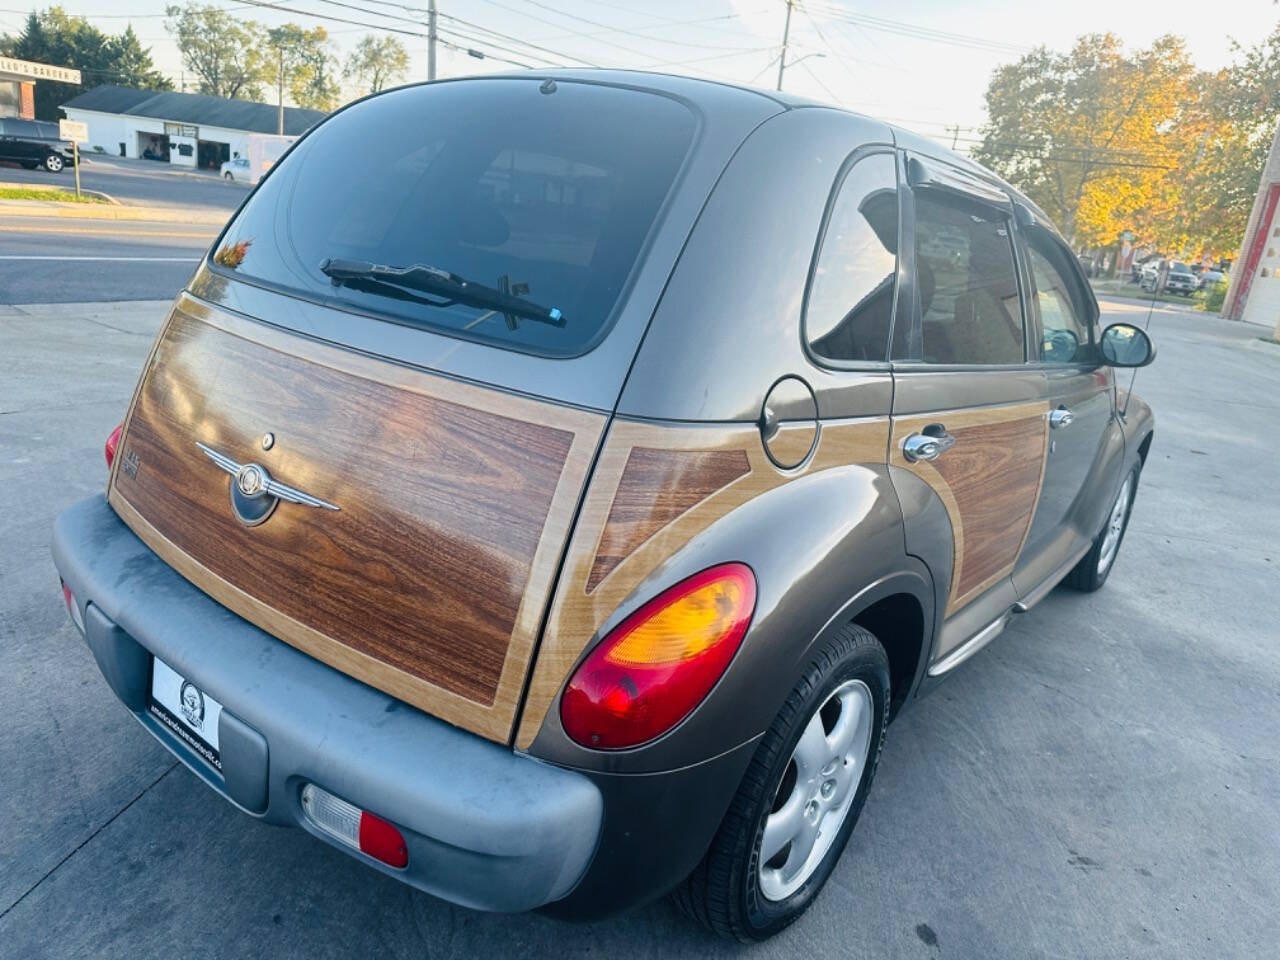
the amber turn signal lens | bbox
[560,563,757,750]
[104,422,123,469]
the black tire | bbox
[1063,465,1139,592]
[673,624,890,942]
[43,153,64,173]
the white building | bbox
[60,85,326,172]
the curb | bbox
[0,180,119,205]
[1093,292,1202,314]
[0,199,228,226]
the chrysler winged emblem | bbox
[197,441,339,525]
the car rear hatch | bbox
[106,76,779,744]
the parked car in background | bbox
[1131,254,1160,284]
[0,118,75,173]
[1142,260,1197,295]
[220,156,250,182]
[52,73,1157,943]
[1199,269,1227,289]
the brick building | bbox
[0,56,80,119]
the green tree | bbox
[108,25,171,91]
[165,3,266,100]
[265,24,338,112]
[0,7,171,120]
[344,34,409,96]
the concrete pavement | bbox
[1,298,1277,958]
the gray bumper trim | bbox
[52,495,602,912]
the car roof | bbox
[472,69,1056,233]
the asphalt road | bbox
[1,297,1278,958]
[0,216,216,303]
[0,154,249,212]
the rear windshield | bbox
[210,80,697,356]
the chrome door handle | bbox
[1050,407,1074,429]
[903,428,956,463]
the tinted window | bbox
[806,153,899,362]
[1025,230,1092,363]
[212,80,696,357]
[914,193,1024,364]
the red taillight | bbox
[560,563,756,749]
[61,579,74,612]
[358,811,409,868]
[104,422,123,468]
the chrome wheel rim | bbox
[47,156,62,171]
[1097,475,1133,576]
[759,679,874,902]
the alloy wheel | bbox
[758,678,874,902]
[1097,474,1133,576]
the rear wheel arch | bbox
[795,570,934,723]
[1137,429,1154,465]
[850,591,927,719]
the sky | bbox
[3,0,1278,149]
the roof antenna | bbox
[1122,261,1162,420]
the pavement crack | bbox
[79,316,151,337]
[0,761,179,922]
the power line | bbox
[804,2,1032,56]
[471,0,663,62]
[231,0,544,69]
[304,0,597,65]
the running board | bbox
[927,611,1012,677]
[1011,542,1093,614]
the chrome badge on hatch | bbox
[196,441,339,526]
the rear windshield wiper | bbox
[320,257,564,329]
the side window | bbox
[1025,230,1093,363]
[914,192,1024,365]
[805,153,899,363]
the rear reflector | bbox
[60,578,85,635]
[300,783,408,868]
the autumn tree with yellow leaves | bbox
[975,28,1280,261]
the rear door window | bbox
[805,152,899,363]
[212,80,697,357]
[913,193,1025,365]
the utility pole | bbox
[427,0,438,81]
[277,46,285,135]
[776,0,793,91]
[947,125,960,150]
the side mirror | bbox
[1100,322,1155,368]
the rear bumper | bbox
[51,494,603,913]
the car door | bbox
[9,119,42,163]
[1011,216,1124,600]
[888,155,1050,673]
[0,119,17,162]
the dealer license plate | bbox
[149,657,223,771]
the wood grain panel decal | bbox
[109,301,603,742]
[892,403,1048,614]
[586,447,751,593]
[516,416,891,750]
